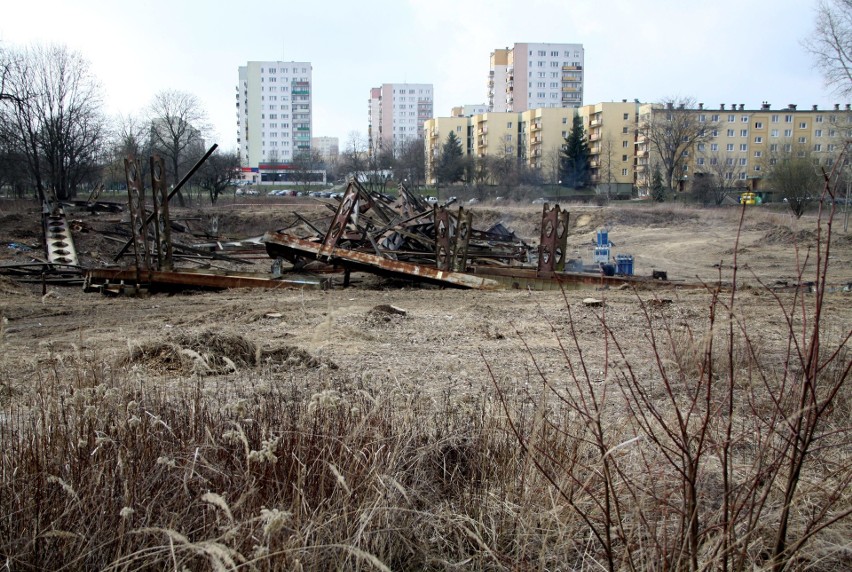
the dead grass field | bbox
[0,199,850,570]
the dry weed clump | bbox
[124,329,335,375]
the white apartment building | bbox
[311,136,339,161]
[236,60,312,179]
[368,83,434,155]
[488,43,584,112]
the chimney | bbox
[739,104,745,111]
[788,104,797,110]
[721,103,726,110]
[698,102,704,110]
[835,103,841,110]
[622,99,627,103]
[846,104,851,110]
[761,101,771,110]
[666,102,674,109]
[812,105,818,111]
[731,103,736,111]
[678,103,685,110]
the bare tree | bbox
[806,0,852,96]
[148,90,209,206]
[694,148,746,206]
[198,150,240,205]
[596,137,616,201]
[0,44,106,201]
[291,148,324,187]
[395,138,426,188]
[638,98,718,193]
[767,145,822,218]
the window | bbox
[783,143,792,152]
[784,129,792,137]
[622,140,629,147]
[697,157,705,165]
[740,173,748,180]
[727,129,735,137]
[622,168,628,176]
[740,144,748,151]
[726,158,734,165]
[710,157,718,165]
[742,115,749,122]
[829,129,837,137]
[740,129,748,137]
[725,172,733,180]
[771,114,779,123]
[815,129,823,137]
[816,115,823,123]
[725,143,733,151]
[623,112,629,120]
[785,115,793,123]
[622,154,628,161]
[814,143,822,151]
[754,121,763,129]
[711,129,719,137]
[754,165,761,172]
[770,158,777,166]
[538,50,546,56]
[770,144,778,151]
[828,143,837,151]
[728,114,735,122]
[682,150,689,157]
[550,61,559,67]
[754,136,763,143]
[771,129,779,137]
[698,143,705,151]
[699,114,706,122]
[754,151,762,157]
[622,126,629,133]
[711,114,720,121]
[798,136,807,144]
[561,117,568,124]
[710,143,719,151]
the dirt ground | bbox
[1,198,851,402]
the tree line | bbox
[0,43,239,205]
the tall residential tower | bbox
[368,83,434,155]
[237,60,313,175]
[488,43,584,112]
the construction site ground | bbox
[1,197,851,403]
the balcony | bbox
[531,122,542,131]
[589,133,601,141]
[292,90,310,95]
[563,86,579,92]
[590,119,602,126]
[562,65,583,70]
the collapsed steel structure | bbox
[1,145,692,294]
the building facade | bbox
[635,102,852,196]
[368,83,434,156]
[311,136,339,162]
[488,43,584,113]
[424,101,637,193]
[451,104,489,117]
[237,60,312,181]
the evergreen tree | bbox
[650,163,666,202]
[437,131,465,184]
[559,115,590,188]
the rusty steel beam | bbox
[452,207,473,272]
[150,155,173,271]
[124,157,152,281]
[263,231,498,290]
[42,203,79,267]
[114,144,218,261]
[537,203,569,274]
[434,206,453,271]
[84,268,326,292]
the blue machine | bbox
[615,254,634,276]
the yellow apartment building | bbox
[577,101,641,196]
[636,102,852,197]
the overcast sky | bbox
[2,0,841,152]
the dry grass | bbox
[0,201,850,570]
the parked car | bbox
[424,196,438,204]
